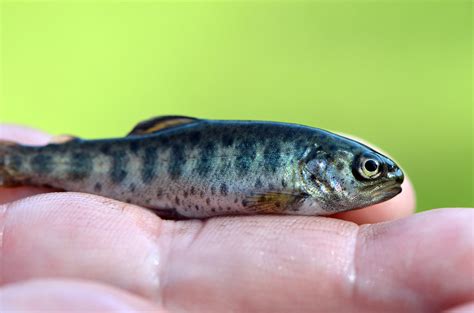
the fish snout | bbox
[386,163,404,184]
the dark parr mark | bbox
[129,183,136,192]
[175,196,180,205]
[94,183,102,192]
[281,179,287,188]
[31,154,53,174]
[142,146,157,184]
[235,138,256,176]
[206,198,211,205]
[263,141,281,173]
[220,183,228,196]
[222,134,234,147]
[255,178,263,189]
[68,152,93,180]
[168,144,185,179]
[336,162,344,171]
[211,186,216,195]
[110,151,129,183]
[9,155,23,171]
[190,186,196,195]
[196,142,215,178]
[99,144,111,154]
[242,199,249,207]
[188,131,201,145]
[129,141,140,154]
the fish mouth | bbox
[373,184,402,202]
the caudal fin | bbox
[0,140,22,187]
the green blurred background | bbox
[0,1,472,211]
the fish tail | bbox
[0,140,26,187]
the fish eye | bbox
[357,156,382,179]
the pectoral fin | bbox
[128,115,199,136]
[244,192,306,214]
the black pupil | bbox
[364,159,378,172]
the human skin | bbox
[0,124,472,312]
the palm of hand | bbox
[0,125,472,313]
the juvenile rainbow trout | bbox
[0,116,404,219]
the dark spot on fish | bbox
[196,142,215,178]
[142,146,157,184]
[168,144,185,179]
[200,191,205,198]
[129,141,140,154]
[126,199,132,203]
[175,196,180,205]
[268,183,274,189]
[350,180,355,185]
[157,189,163,197]
[242,199,249,207]
[195,205,199,210]
[9,155,23,171]
[211,186,216,195]
[190,186,196,195]
[255,178,263,189]
[94,183,102,192]
[129,183,136,193]
[263,142,281,173]
[189,131,201,145]
[160,137,170,146]
[235,138,256,176]
[329,144,337,152]
[275,201,281,208]
[110,151,129,183]
[227,207,231,211]
[99,144,111,154]
[31,154,53,174]
[310,174,317,181]
[68,152,93,181]
[222,134,234,147]
[206,198,211,205]
[234,198,238,203]
[281,179,287,188]
[220,183,228,196]
[146,198,151,204]
[183,190,188,198]
[336,162,344,171]
[211,208,216,212]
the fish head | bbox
[300,134,404,214]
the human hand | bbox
[0,125,472,312]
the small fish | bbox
[0,116,404,219]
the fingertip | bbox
[0,124,52,145]
[332,176,416,224]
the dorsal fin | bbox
[127,115,199,136]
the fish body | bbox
[0,116,404,219]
